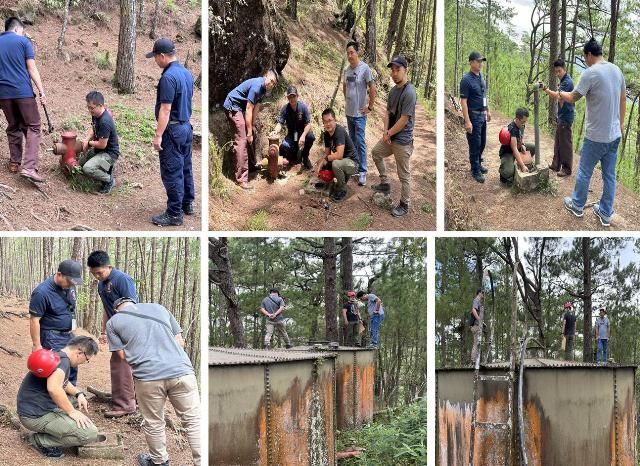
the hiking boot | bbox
[151,212,183,227]
[472,172,485,183]
[330,190,347,202]
[8,162,19,173]
[20,168,45,183]
[371,182,391,193]
[592,202,611,227]
[137,452,169,466]
[563,197,584,218]
[182,203,194,215]
[28,434,64,459]
[358,172,367,186]
[314,181,328,189]
[548,164,559,172]
[391,201,409,217]
[98,176,115,194]
[557,169,571,177]
[479,165,488,174]
[499,175,512,186]
[302,157,312,170]
[104,409,136,418]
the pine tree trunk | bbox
[115,0,137,94]
[548,0,559,126]
[424,0,436,98]
[392,0,410,57]
[150,0,161,40]
[384,0,403,58]
[288,0,297,20]
[138,0,145,30]
[560,0,567,58]
[582,238,593,362]
[608,0,618,63]
[365,0,377,65]
[56,0,71,58]
[323,238,338,342]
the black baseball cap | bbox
[286,85,298,96]
[58,260,83,285]
[145,38,176,58]
[469,51,486,62]
[387,55,408,69]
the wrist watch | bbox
[75,391,85,398]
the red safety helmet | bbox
[563,301,573,309]
[318,170,334,183]
[27,349,60,378]
[347,290,356,298]
[499,127,511,145]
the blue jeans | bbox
[466,113,486,174]
[41,329,77,385]
[597,338,608,363]
[347,115,367,173]
[370,313,384,345]
[279,132,315,163]
[571,137,620,218]
[159,122,195,216]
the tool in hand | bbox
[42,103,54,133]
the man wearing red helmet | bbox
[561,301,577,360]
[17,336,99,459]
[342,290,362,346]
[498,107,536,186]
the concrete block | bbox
[78,432,124,460]
[514,165,549,192]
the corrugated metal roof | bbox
[209,347,336,366]
[437,358,637,371]
[289,345,376,352]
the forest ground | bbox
[209,1,436,231]
[445,97,640,230]
[0,296,193,465]
[0,2,201,231]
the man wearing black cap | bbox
[271,85,315,169]
[460,51,491,183]
[371,55,417,217]
[146,38,195,227]
[28,260,83,385]
[224,70,279,189]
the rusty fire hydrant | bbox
[52,131,82,172]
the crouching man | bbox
[106,297,200,466]
[17,336,99,459]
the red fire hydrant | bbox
[55,131,81,172]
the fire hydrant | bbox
[52,131,81,172]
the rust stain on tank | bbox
[523,401,543,466]
[437,399,471,465]
[355,362,374,425]
[336,363,354,428]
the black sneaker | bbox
[302,157,312,170]
[472,172,485,183]
[330,190,347,202]
[391,201,409,217]
[479,165,488,174]
[28,434,64,459]
[182,203,194,215]
[137,452,169,466]
[285,344,293,349]
[98,176,115,194]
[151,212,183,227]
[371,182,391,193]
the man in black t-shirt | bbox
[561,301,577,360]
[342,290,362,346]
[79,91,120,194]
[17,336,99,459]
[498,107,536,185]
[317,108,358,202]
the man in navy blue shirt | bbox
[460,51,492,183]
[0,17,48,182]
[540,59,576,177]
[29,260,83,385]
[87,250,138,418]
[224,70,278,189]
[146,38,195,227]
[271,85,314,169]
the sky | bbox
[495,0,534,39]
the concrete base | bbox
[77,432,124,460]
[514,165,549,192]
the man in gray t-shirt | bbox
[371,55,418,218]
[343,41,376,185]
[594,307,610,363]
[559,38,626,227]
[260,288,292,349]
[107,298,200,466]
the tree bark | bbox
[365,0,377,66]
[548,0,559,126]
[323,238,338,342]
[582,238,593,362]
[608,0,619,63]
[115,0,137,93]
[150,0,161,39]
[288,0,297,20]
[560,0,567,58]
[56,0,71,59]
[392,0,410,57]
[425,0,436,98]
[384,0,404,58]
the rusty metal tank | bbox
[209,347,337,466]
[291,344,375,429]
[436,358,637,465]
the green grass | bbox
[114,179,137,196]
[209,135,230,200]
[538,174,558,196]
[61,116,86,132]
[300,35,341,68]
[164,0,177,13]
[337,400,427,466]
[95,51,113,70]
[109,103,156,163]
[351,212,374,230]
[421,202,434,214]
[245,210,269,230]
[68,171,98,193]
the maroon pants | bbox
[110,352,136,411]
[551,121,573,174]
[226,110,257,183]
[0,97,41,171]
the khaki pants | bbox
[19,397,98,448]
[470,324,481,363]
[372,138,413,204]
[345,321,359,346]
[331,157,358,191]
[264,319,291,347]
[134,373,201,465]
[78,149,114,183]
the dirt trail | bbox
[445,103,640,230]
[0,297,194,465]
[209,5,436,231]
[0,6,201,231]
